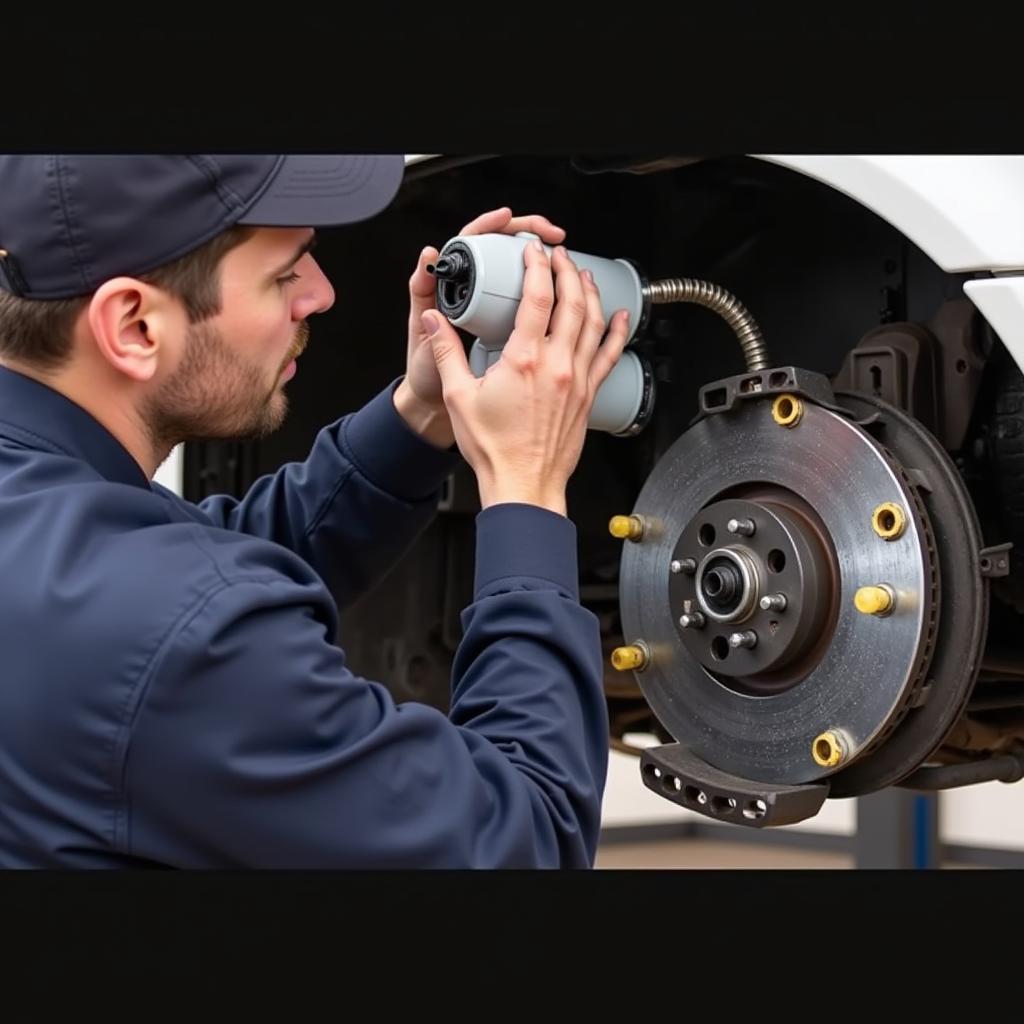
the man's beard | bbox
[143,320,309,453]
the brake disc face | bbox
[619,395,938,785]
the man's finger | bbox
[573,269,609,373]
[546,247,587,353]
[458,209,566,246]
[588,310,632,392]
[423,312,473,400]
[459,207,513,235]
[409,246,440,309]
[500,215,565,245]
[506,241,555,351]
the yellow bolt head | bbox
[771,394,804,427]
[812,731,844,768]
[611,645,647,671]
[872,502,906,540]
[609,515,643,541]
[854,585,894,616]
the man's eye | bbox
[277,271,301,286]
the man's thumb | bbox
[422,312,470,386]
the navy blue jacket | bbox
[0,366,609,867]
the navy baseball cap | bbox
[0,155,405,299]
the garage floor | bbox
[595,837,853,868]
[594,837,985,868]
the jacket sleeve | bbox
[121,504,609,868]
[191,378,461,610]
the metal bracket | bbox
[896,747,1024,790]
[979,543,1013,578]
[639,742,830,828]
[694,365,850,424]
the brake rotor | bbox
[825,391,987,796]
[619,393,938,786]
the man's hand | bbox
[423,241,631,517]
[395,207,567,450]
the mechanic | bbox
[0,155,631,868]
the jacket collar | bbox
[0,365,151,489]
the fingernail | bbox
[421,312,439,334]
[581,270,593,284]
[532,240,544,253]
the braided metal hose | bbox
[644,278,769,372]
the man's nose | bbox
[293,255,335,318]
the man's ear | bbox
[85,278,184,383]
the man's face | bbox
[144,227,335,445]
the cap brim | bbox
[236,155,405,228]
